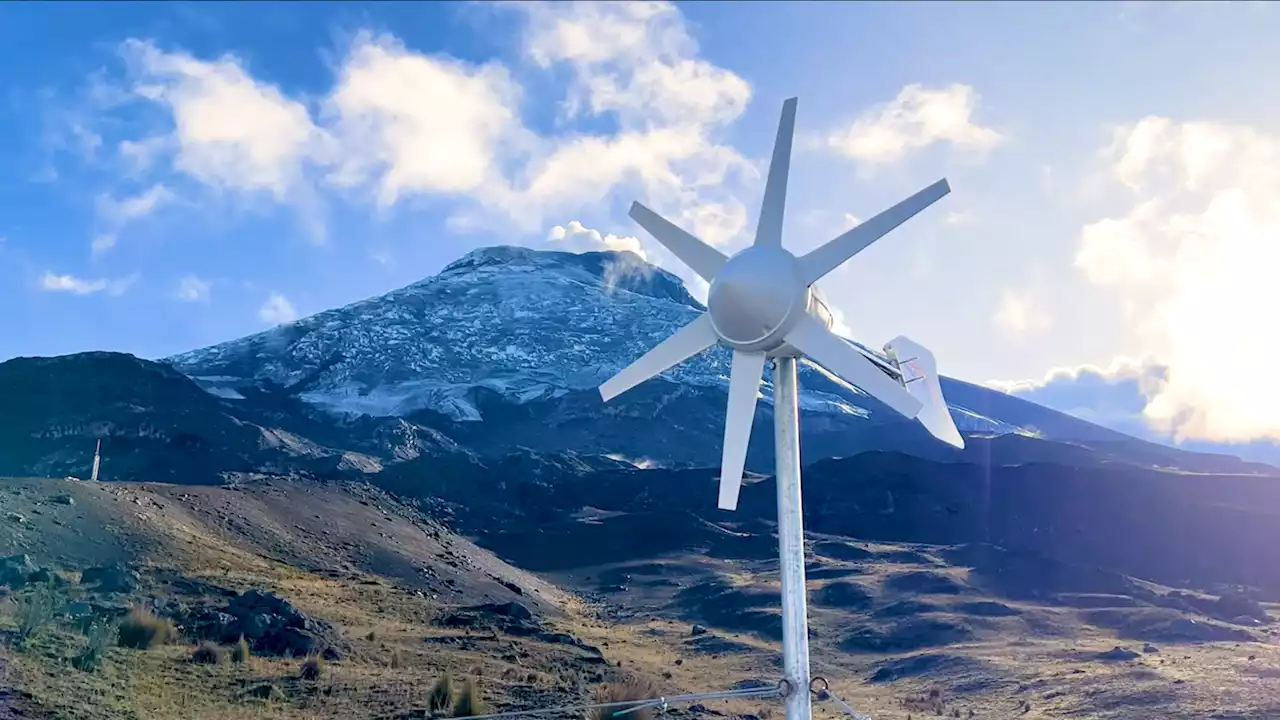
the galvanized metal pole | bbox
[772,356,812,720]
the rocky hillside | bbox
[5,473,1280,720]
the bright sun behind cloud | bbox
[1074,117,1280,443]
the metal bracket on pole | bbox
[773,356,812,720]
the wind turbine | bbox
[598,97,964,720]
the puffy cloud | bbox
[494,1,756,246]
[1074,116,1280,443]
[521,1,751,129]
[120,39,327,200]
[40,271,137,297]
[826,83,1002,167]
[987,358,1167,437]
[324,32,524,207]
[990,358,1280,465]
[258,292,298,325]
[547,221,646,259]
[101,2,755,254]
[175,274,211,302]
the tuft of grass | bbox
[453,678,487,718]
[117,609,177,650]
[72,618,117,672]
[14,582,59,645]
[299,655,325,681]
[429,673,453,712]
[230,635,250,664]
[591,678,657,720]
[190,641,226,665]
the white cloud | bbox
[986,356,1161,395]
[324,32,524,207]
[483,1,756,245]
[993,289,1052,336]
[118,40,329,241]
[40,271,137,297]
[175,274,211,302]
[258,292,298,325]
[826,83,1003,167]
[92,183,175,255]
[101,4,757,255]
[1074,116,1280,443]
[547,220,646,259]
[121,39,327,200]
[522,1,751,129]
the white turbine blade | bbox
[718,350,767,511]
[600,313,719,402]
[784,315,924,419]
[629,202,728,282]
[797,179,951,285]
[753,97,798,248]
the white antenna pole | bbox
[772,356,812,720]
[91,439,101,482]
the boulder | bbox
[464,601,533,621]
[81,564,140,594]
[228,590,310,628]
[0,555,38,589]
[1097,646,1140,661]
[179,588,340,658]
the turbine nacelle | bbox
[707,246,808,354]
[599,96,963,511]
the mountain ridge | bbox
[162,245,1032,439]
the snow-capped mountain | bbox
[167,246,1021,434]
[2,245,1269,486]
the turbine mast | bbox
[773,356,812,720]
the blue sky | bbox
[2,1,1279,450]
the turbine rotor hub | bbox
[707,246,807,351]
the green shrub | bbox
[117,609,177,649]
[72,619,117,672]
[453,678,486,718]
